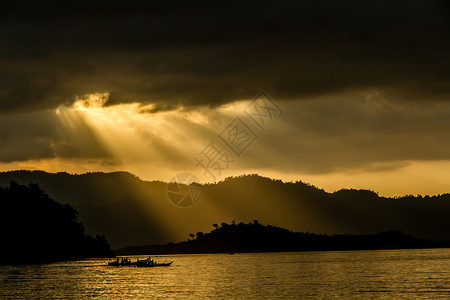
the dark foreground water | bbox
[1,249,450,299]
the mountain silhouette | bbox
[1,171,450,248]
[116,221,449,255]
[0,181,113,265]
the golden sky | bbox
[1,1,450,197]
[2,91,450,197]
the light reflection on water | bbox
[1,249,450,299]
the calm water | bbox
[1,249,450,299]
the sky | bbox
[1,0,450,196]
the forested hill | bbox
[1,171,450,249]
[0,181,113,265]
[116,221,450,255]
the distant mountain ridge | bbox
[1,170,450,248]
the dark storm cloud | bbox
[0,109,112,162]
[1,0,449,113]
[239,94,450,174]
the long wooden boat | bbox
[107,257,173,267]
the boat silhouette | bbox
[107,257,173,267]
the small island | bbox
[0,181,113,265]
[116,220,450,255]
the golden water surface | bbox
[1,249,450,299]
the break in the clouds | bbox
[2,90,450,196]
[1,0,449,113]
